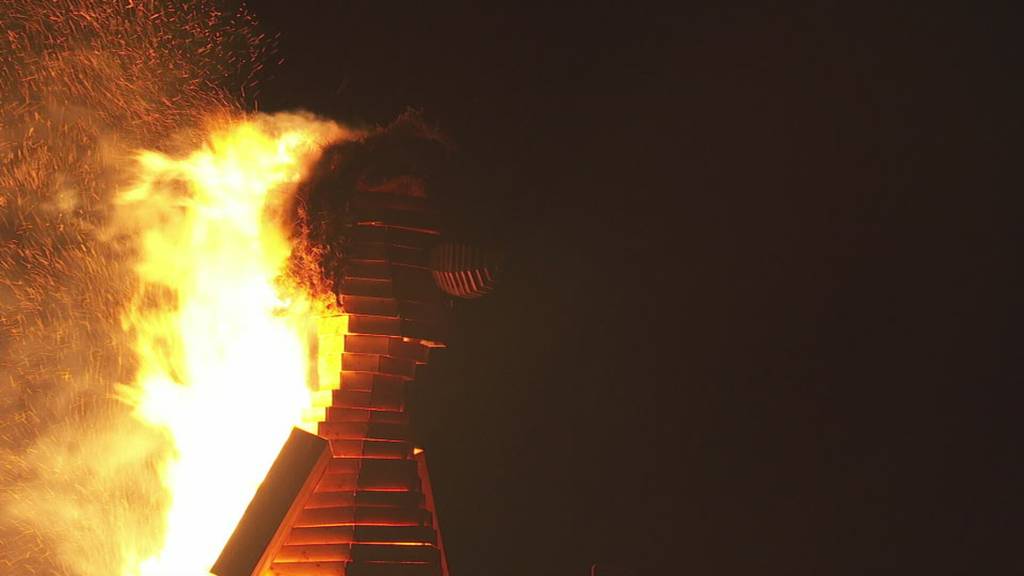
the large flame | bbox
[115,115,345,575]
[0,2,353,573]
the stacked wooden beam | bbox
[267,181,449,576]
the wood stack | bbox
[267,180,449,576]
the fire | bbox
[115,115,346,576]
[0,2,354,573]
[1,3,272,572]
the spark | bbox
[0,2,286,574]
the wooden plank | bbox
[325,408,408,425]
[385,338,430,363]
[390,267,441,302]
[324,458,417,477]
[347,315,402,337]
[343,239,433,268]
[338,278,394,299]
[399,320,447,345]
[338,372,406,394]
[344,562,442,576]
[268,561,346,576]
[344,260,393,281]
[286,526,356,545]
[328,439,412,460]
[332,388,405,412]
[314,468,420,492]
[352,525,437,545]
[348,224,439,249]
[344,334,392,356]
[274,544,353,562]
[344,243,390,261]
[324,458,361,474]
[396,301,446,326]
[313,473,361,493]
[341,353,417,379]
[318,421,411,442]
[415,451,450,576]
[312,475,420,495]
[351,207,441,234]
[294,506,432,527]
[211,428,331,576]
[295,506,355,526]
[304,490,424,511]
[385,245,430,269]
[329,390,402,412]
[340,296,400,317]
[351,544,440,563]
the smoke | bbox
[292,111,453,291]
[0,1,273,573]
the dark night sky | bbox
[243,3,1018,575]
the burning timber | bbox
[213,429,332,576]
[209,115,501,576]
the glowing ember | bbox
[117,116,346,575]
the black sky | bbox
[241,3,1018,575]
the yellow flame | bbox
[115,114,345,576]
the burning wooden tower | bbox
[212,115,499,576]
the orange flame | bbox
[0,2,355,574]
[115,114,346,575]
